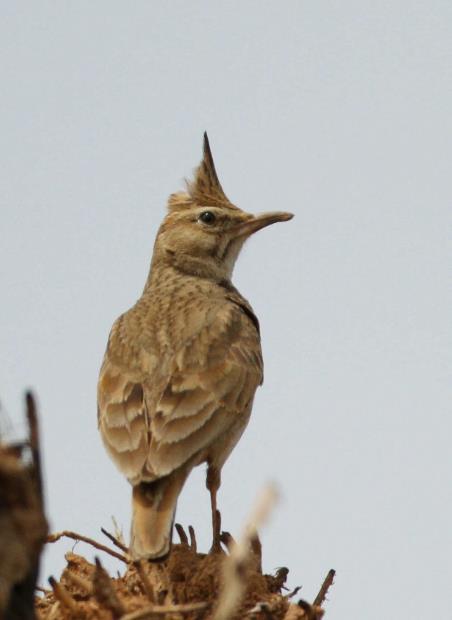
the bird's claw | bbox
[209,509,225,554]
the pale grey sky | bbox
[1,2,451,618]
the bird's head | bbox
[151,133,293,282]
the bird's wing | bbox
[98,300,263,484]
[97,313,157,484]
[147,299,263,476]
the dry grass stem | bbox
[25,391,44,503]
[188,525,197,553]
[312,569,335,608]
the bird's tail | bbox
[130,468,190,561]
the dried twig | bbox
[111,516,127,549]
[312,569,335,608]
[213,484,279,620]
[175,523,189,545]
[93,557,125,618]
[120,601,207,620]
[188,525,197,553]
[25,392,44,505]
[101,527,129,553]
[47,530,128,563]
[48,576,77,612]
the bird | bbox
[97,133,293,561]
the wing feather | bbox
[97,297,263,484]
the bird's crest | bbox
[167,133,238,212]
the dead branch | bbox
[101,527,129,553]
[312,569,335,608]
[0,392,48,619]
[47,530,128,564]
[188,525,197,553]
[175,523,189,545]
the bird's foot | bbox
[209,509,225,555]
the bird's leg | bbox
[206,466,222,554]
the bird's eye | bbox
[199,211,216,225]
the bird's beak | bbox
[232,211,294,238]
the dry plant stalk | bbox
[313,569,336,608]
[188,525,197,552]
[212,484,279,620]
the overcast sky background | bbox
[1,2,451,618]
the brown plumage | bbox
[97,133,293,560]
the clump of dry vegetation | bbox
[1,394,334,620]
[0,393,48,619]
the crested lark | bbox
[97,134,293,560]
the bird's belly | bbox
[201,403,253,471]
